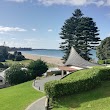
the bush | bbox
[44,67,110,98]
[0,54,5,62]
[5,64,30,85]
[98,59,110,64]
[106,59,110,64]
[8,54,15,60]
[15,55,25,61]
[0,63,5,68]
[98,68,110,80]
[28,59,48,79]
[97,60,105,64]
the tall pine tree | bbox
[60,9,100,62]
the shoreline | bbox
[23,53,63,66]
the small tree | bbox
[5,64,30,85]
[97,37,110,60]
[8,53,15,60]
[28,59,48,79]
[0,54,5,62]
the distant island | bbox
[7,47,32,51]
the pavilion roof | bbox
[64,47,99,68]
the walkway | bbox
[26,75,62,110]
[34,75,62,91]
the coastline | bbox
[23,53,63,66]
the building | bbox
[59,47,99,76]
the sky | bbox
[0,0,110,49]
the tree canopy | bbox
[60,9,100,62]
[97,37,110,60]
[28,59,48,79]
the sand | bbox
[23,53,63,66]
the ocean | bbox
[20,49,98,60]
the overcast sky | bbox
[0,0,110,49]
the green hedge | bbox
[98,59,110,64]
[97,60,105,64]
[44,67,110,98]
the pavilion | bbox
[59,47,99,76]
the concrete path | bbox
[26,75,62,110]
[26,96,46,110]
[34,75,62,91]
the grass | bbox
[0,81,44,110]
[2,59,57,68]
[52,81,110,110]
[3,59,33,66]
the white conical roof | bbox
[65,47,98,68]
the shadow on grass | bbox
[53,81,110,109]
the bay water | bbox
[20,49,98,60]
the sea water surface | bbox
[20,49,98,60]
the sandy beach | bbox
[23,53,63,66]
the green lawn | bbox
[0,81,44,110]
[3,59,57,67]
[52,81,110,110]
[3,59,33,66]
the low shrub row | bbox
[98,59,110,64]
[44,67,110,98]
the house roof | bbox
[65,47,99,68]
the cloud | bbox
[37,0,109,6]
[0,26,27,33]
[6,0,28,3]
[11,37,16,40]
[5,0,110,6]
[32,28,37,31]
[48,29,53,32]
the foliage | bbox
[60,9,100,62]
[0,81,44,110]
[8,53,15,60]
[5,64,30,85]
[97,59,110,64]
[0,62,5,68]
[0,46,9,59]
[8,51,26,61]
[97,60,105,64]
[52,81,110,110]
[0,54,5,62]
[0,62,8,68]
[44,67,110,98]
[28,59,48,79]
[97,37,110,60]
[14,55,25,61]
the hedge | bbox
[98,59,110,64]
[44,67,110,98]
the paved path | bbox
[26,96,46,110]
[26,75,62,110]
[34,75,62,91]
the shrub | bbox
[98,59,110,64]
[5,64,30,85]
[106,59,110,64]
[44,67,110,98]
[0,63,5,68]
[97,60,105,64]
[98,68,110,80]
[0,54,5,62]
[28,59,48,79]
[8,53,15,60]
[14,55,25,61]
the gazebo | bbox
[59,47,99,76]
